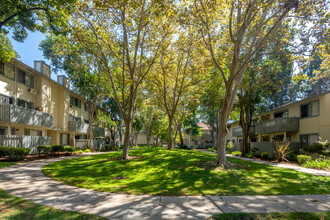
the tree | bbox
[40,35,106,151]
[183,109,202,147]
[191,0,322,166]
[65,0,173,159]
[101,98,123,148]
[131,115,143,146]
[0,32,17,62]
[0,0,74,60]
[148,28,205,149]
[140,104,160,148]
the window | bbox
[274,110,288,118]
[301,100,319,118]
[0,63,15,79]
[84,103,88,111]
[70,95,81,108]
[60,133,70,145]
[84,119,89,124]
[300,134,319,147]
[0,94,14,104]
[0,127,7,135]
[69,114,81,122]
[17,99,34,109]
[17,69,34,88]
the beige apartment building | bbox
[0,58,104,152]
[227,91,330,155]
[184,122,214,148]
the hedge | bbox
[0,146,30,161]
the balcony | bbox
[68,121,105,136]
[232,126,256,137]
[202,134,212,140]
[255,117,300,134]
[0,104,53,128]
[68,121,89,133]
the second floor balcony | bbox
[255,117,300,134]
[0,104,53,128]
[68,121,105,136]
[232,126,256,137]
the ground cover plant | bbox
[209,212,330,220]
[0,162,105,220]
[42,148,329,196]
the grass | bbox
[42,148,329,196]
[0,162,18,169]
[209,212,330,220]
[0,161,105,220]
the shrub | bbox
[74,150,84,154]
[179,144,189,149]
[0,146,7,157]
[63,146,75,153]
[274,141,291,162]
[51,145,64,154]
[36,145,52,156]
[261,152,269,159]
[303,143,323,154]
[245,152,254,158]
[232,151,242,156]
[5,147,30,161]
[208,147,216,152]
[226,141,234,153]
[85,149,91,152]
[303,157,330,170]
[297,155,312,165]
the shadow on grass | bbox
[41,148,330,196]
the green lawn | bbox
[0,161,105,220]
[209,212,330,220]
[0,162,18,169]
[42,148,329,196]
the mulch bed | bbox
[0,152,78,163]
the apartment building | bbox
[0,58,104,151]
[228,91,330,155]
[184,122,214,148]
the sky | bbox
[9,30,66,82]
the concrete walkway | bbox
[226,154,330,177]
[0,154,329,219]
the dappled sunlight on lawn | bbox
[42,148,330,196]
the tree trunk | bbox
[121,120,131,159]
[168,116,174,150]
[241,122,249,155]
[215,110,229,167]
[88,111,94,151]
[178,123,184,145]
[146,135,151,149]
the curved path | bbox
[0,153,329,220]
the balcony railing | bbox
[68,121,89,133]
[232,126,256,137]
[68,121,105,136]
[202,134,212,140]
[0,135,51,154]
[0,104,53,128]
[255,117,300,134]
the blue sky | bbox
[9,30,65,81]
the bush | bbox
[303,157,330,170]
[245,152,254,158]
[74,150,84,154]
[51,145,64,154]
[274,141,291,162]
[5,147,30,161]
[297,155,312,165]
[232,151,242,156]
[0,146,7,157]
[179,144,189,149]
[303,143,323,154]
[261,152,269,159]
[226,141,234,153]
[85,149,91,152]
[36,145,52,156]
[208,147,216,152]
[63,146,75,153]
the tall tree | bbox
[65,0,173,159]
[191,0,323,166]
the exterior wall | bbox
[228,92,330,148]
[0,59,104,150]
